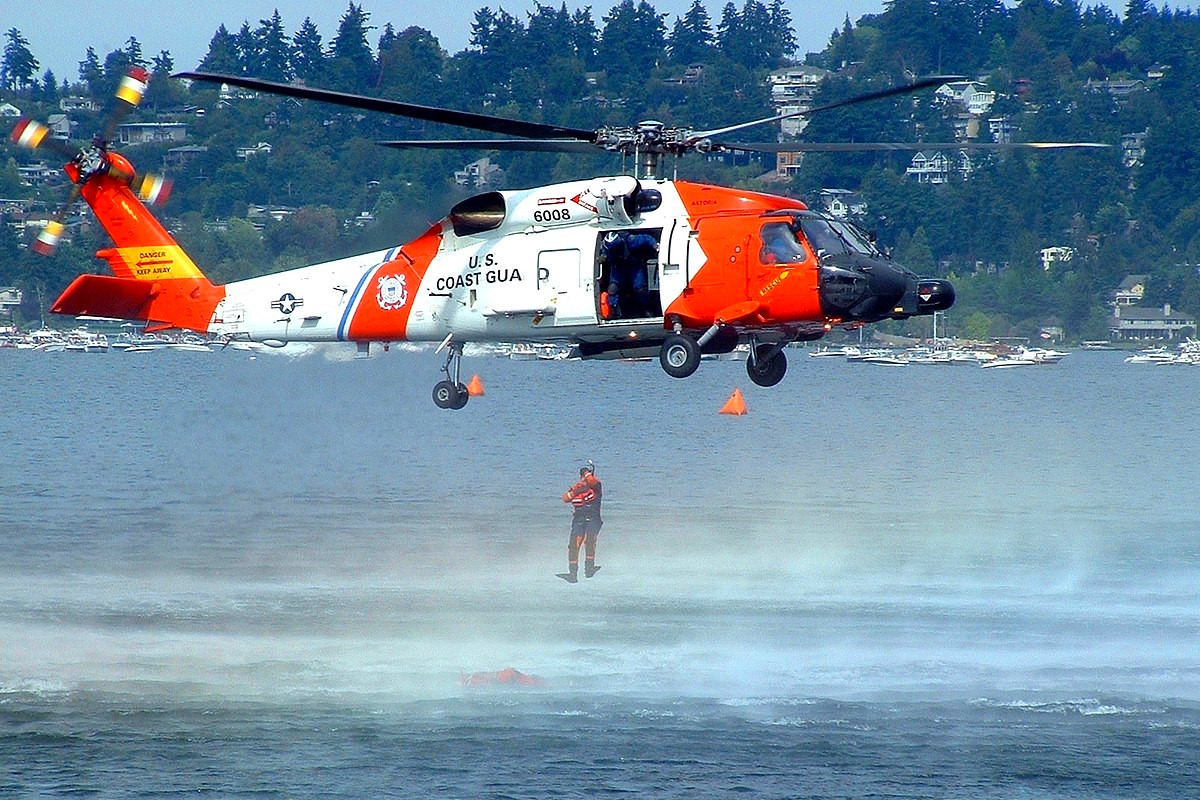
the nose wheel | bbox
[433,340,469,409]
[746,342,787,387]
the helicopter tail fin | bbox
[51,173,223,332]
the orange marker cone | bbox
[719,388,747,415]
[467,374,485,396]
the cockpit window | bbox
[759,222,807,265]
[797,216,879,258]
[830,220,879,256]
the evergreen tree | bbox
[738,0,776,69]
[465,7,526,98]
[378,26,445,103]
[145,51,184,111]
[255,10,294,82]
[291,18,327,83]
[571,8,600,69]
[527,3,574,59]
[37,69,58,103]
[667,0,715,66]
[1,28,39,91]
[102,39,144,93]
[378,22,399,54]
[123,36,146,67]
[768,0,797,62]
[236,22,260,76]
[598,0,666,93]
[78,47,104,96]
[198,25,242,75]
[715,3,741,62]
[329,2,375,88]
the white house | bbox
[767,66,829,138]
[818,188,867,218]
[1040,246,1073,271]
[935,81,996,115]
[236,142,272,159]
[906,150,974,184]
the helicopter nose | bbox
[916,279,955,313]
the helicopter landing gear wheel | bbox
[433,340,469,409]
[433,380,469,409]
[660,333,701,379]
[747,344,787,387]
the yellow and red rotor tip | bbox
[116,67,150,106]
[10,118,49,149]
[32,220,65,256]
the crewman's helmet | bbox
[580,461,595,475]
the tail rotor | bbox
[8,65,173,256]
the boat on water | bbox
[1016,345,1069,363]
[809,345,860,358]
[1124,346,1175,364]
[506,343,540,360]
[862,351,909,366]
[981,357,1038,369]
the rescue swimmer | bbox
[560,461,603,583]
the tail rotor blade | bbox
[33,184,82,257]
[136,173,173,205]
[102,66,150,144]
[10,118,77,159]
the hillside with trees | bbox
[2,0,1200,342]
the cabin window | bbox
[759,222,807,265]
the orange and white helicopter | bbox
[14,68,1102,408]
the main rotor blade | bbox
[176,71,599,143]
[690,75,964,142]
[715,140,1112,153]
[378,138,602,153]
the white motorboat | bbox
[981,357,1038,369]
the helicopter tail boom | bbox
[50,173,223,332]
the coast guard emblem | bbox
[377,273,408,310]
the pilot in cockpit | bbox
[760,222,806,265]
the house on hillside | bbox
[455,157,502,188]
[117,121,187,145]
[1122,130,1148,169]
[59,96,98,113]
[1110,303,1195,341]
[1040,246,1073,271]
[934,80,996,115]
[767,65,829,137]
[1113,274,1149,306]
[1084,78,1148,104]
[906,150,974,184]
[236,142,272,159]
[818,189,866,219]
[46,114,71,140]
[0,287,21,322]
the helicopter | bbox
[15,67,1103,408]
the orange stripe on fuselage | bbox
[346,223,442,341]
